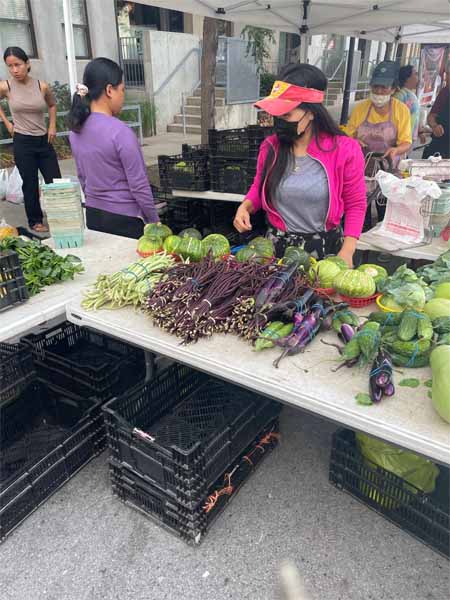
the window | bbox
[0,0,36,57]
[60,0,91,59]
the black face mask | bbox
[274,113,309,144]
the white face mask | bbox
[370,92,391,108]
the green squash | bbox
[333,269,376,298]
[312,259,342,288]
[179,228,203,240]
[163,234,182,254]
[176,236,204,261]
[357,263,388,285]
[202,234,230,259]
[430,345,450,423]
[248,236,274,258]
[137,235,163,255]
[282,246,311,270]
[235,246,264,263]
[143,223,172,240]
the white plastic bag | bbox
[0,169,8,201]
[368,171,442,249]
[5,167,23,204]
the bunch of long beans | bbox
[146,255,306,344]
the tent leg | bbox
[62,0,77,96]
[299,34,309,63]
[340,37,356,125]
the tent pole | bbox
[340,36,355,125]
[62,0,77,95]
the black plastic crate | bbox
[21,321,145,401]
[0,379,104,541]
[0,250,28,312]
[166,199,209,233]
[210,157,256,195]
[103,364,281,500]
[208,126,272,159]
[329,429,450,558]
[109,420,280,544]
[0,343,35,407]
[158,146,210,192]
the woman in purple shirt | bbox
[68,58,158,238]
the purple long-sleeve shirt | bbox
[69,112,158,223]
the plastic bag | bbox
[362,171,442,251]
[0,168,8,201]
[5,166,23,204]
[356,432,440,498]
[0,218,18,240]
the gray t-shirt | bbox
[272,155,329,233]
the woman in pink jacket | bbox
[234,64,367,267]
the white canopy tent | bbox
[61,0,449,114]
[130,0,450,40]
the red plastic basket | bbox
[136,249,161,258]
[313,287,336,298]
[338,293,380,308]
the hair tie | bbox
[76,83,89,97]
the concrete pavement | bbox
[0,408,447,600]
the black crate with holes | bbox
[102,363,281,506]
[0,250,28,312]
[21,321,145,401]
[158,145,210,192]
[0,342,35,407]
[329,429,450,558]
[0,379,104,541]
[210,157,257,195]
[208,126,273,159]
[109,419,279,544]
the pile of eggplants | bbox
[262,289,346,368]
[369,349,395,402]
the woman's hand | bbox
[338,236,357,268]
[48,126,57,144]
[6,121,14,137]
[383,147,399,160]
[432,124,444,138]
[233,202,253,233]
[337,247,353,268]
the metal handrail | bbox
[0,104,143,145]
[152,47,201,97]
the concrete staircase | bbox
[324,80,343,107]
[167,87,225,134]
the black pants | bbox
[86,206,144,239]
[13,132,61,227]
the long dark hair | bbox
[68,57,123,132]
[398,65,414,88]
[3,46,31,72]
[261,63,345,206]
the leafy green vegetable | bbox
[356,392,373,405]
[398,378,420,388]
[0,237,84,296]
[417,250,450,289]
[377,264,431,309]
[424,379,432,388]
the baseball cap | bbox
[255,80,324,116]
[370,61,400,87]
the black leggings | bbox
[13,133,61,227]
[86,206,144,239]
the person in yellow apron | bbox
[344,61,412,163]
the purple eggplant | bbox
[273,303,323,368]
[375,371,391,387]
[384,382,395,397]
[370,376,384,403]
[340,323,355,343]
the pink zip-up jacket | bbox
[245,133,367,239]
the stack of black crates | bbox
[102,363,282,543]
[209,125,271,195]
[0,322,146,542]
[0,250,28,312]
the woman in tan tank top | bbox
[0,46,61,233]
